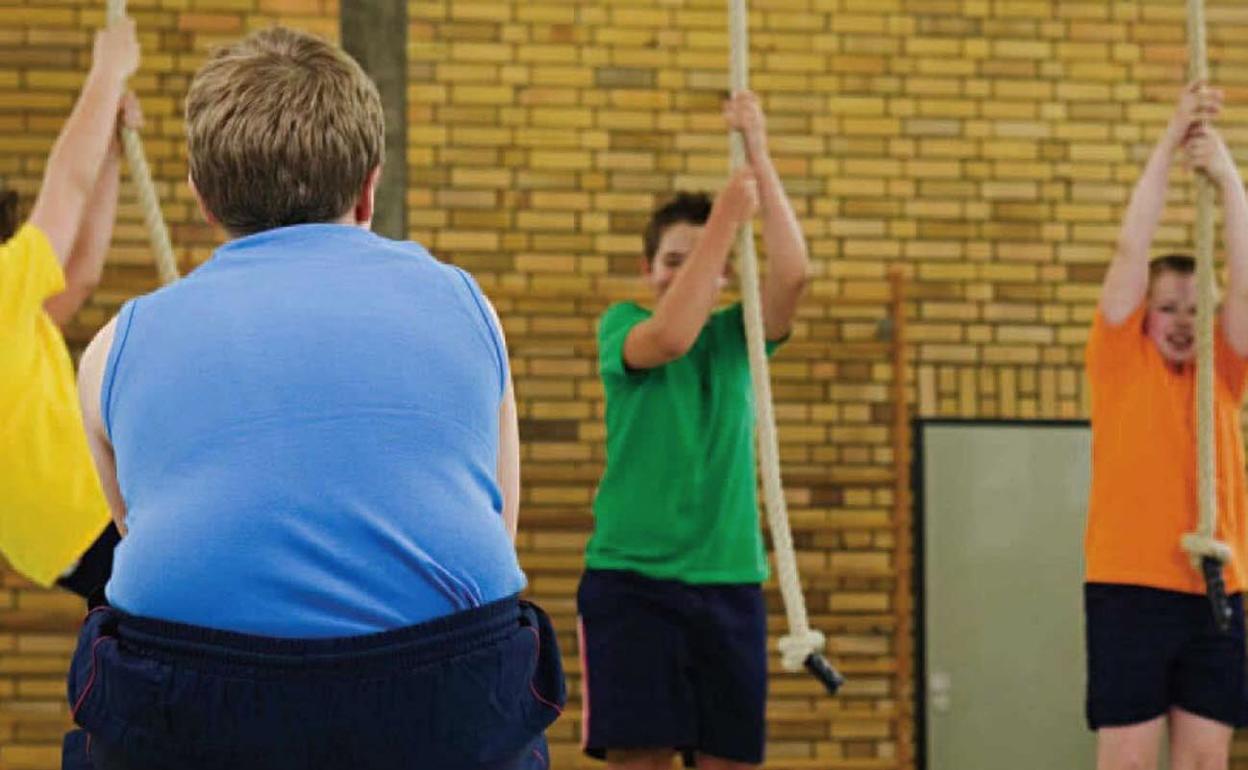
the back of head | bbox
[186,27,385,237]
[643,192,713,262]
[0,187,17,242]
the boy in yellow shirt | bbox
[0,18,139,587]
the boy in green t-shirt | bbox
[578,91,809,770]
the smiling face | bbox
[1146,269,1197,366]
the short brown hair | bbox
[1149,253,1196,283]
[643,192,713,263]
[0,188,17,242]
[186,27,385,236]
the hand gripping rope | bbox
[105,0,179,285]
[726,0,843,694]
[1180,0,1233,633]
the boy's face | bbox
[1146,270,1198,366]
[643,221,731,297]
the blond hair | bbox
[185,27,384,236]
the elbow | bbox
[71,272,103,295]
[791,262,812,293]
[653,329,695,363]
[777,260,811,298]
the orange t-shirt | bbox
[1085,303,1248,594]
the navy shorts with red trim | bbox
[63,596,565,770]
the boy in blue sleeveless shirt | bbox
[578,92,810,770]
[63,27,563,770]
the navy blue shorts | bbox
[1085,583,1248,729]
[62,596,565,770]
[576,569,767,766]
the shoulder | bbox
[1,223,64,315]
[713,302,744,325]
[80,315,120,389]
[5,222,57,261]
[78,315,121,427]
[1088,303,1147,358]
[599,301,649,329]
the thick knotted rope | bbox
[727,0,826,674]
[105,0,178,284]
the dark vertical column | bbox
[341,0,408,239]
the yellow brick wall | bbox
[5,1,1248,769]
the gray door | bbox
[920,421,1096,769]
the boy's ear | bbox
[639,255,652,275]
[352,166,382,227]
[187,174,221,230]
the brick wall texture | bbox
[5,0,1248,768]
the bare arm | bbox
[1187,125,1248,356]
[726,90,809,341]
[1221,173,1248,356]
[622,168,759,369]
[78,317,128,534]
[497,378,520,541]
[45,94,143,327]
[44,143,120,326]
[29,20,138,264]
[1101,82,1220,325]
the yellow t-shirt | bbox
[0,223,110,586]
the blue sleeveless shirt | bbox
[103,224,526,637]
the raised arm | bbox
[45,93,143,327]
[622,168,759,369]
[78,317,128,534]
[29,20,138,264]
[1101,81,1220,325]
[1186,124,1248,357]
[724,90,809,341]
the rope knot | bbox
[1181,532,1232,568]
[777,629,825,672]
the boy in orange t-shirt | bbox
[1086,82,1248,770]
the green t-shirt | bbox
[586,301,780,584]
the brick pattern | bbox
[6,1,1248,769]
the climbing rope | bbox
[1179,0,1233,630]
[727,0,842,692]
[104,0,178,285]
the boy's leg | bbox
[1167,593,1247,770]
[1085,583,1185,767]
[576,570,699,762]
[1168,709,1231,770]
[1096,718,1166,770]
[688,584,767,768]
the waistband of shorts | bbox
[101,595,524,671]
